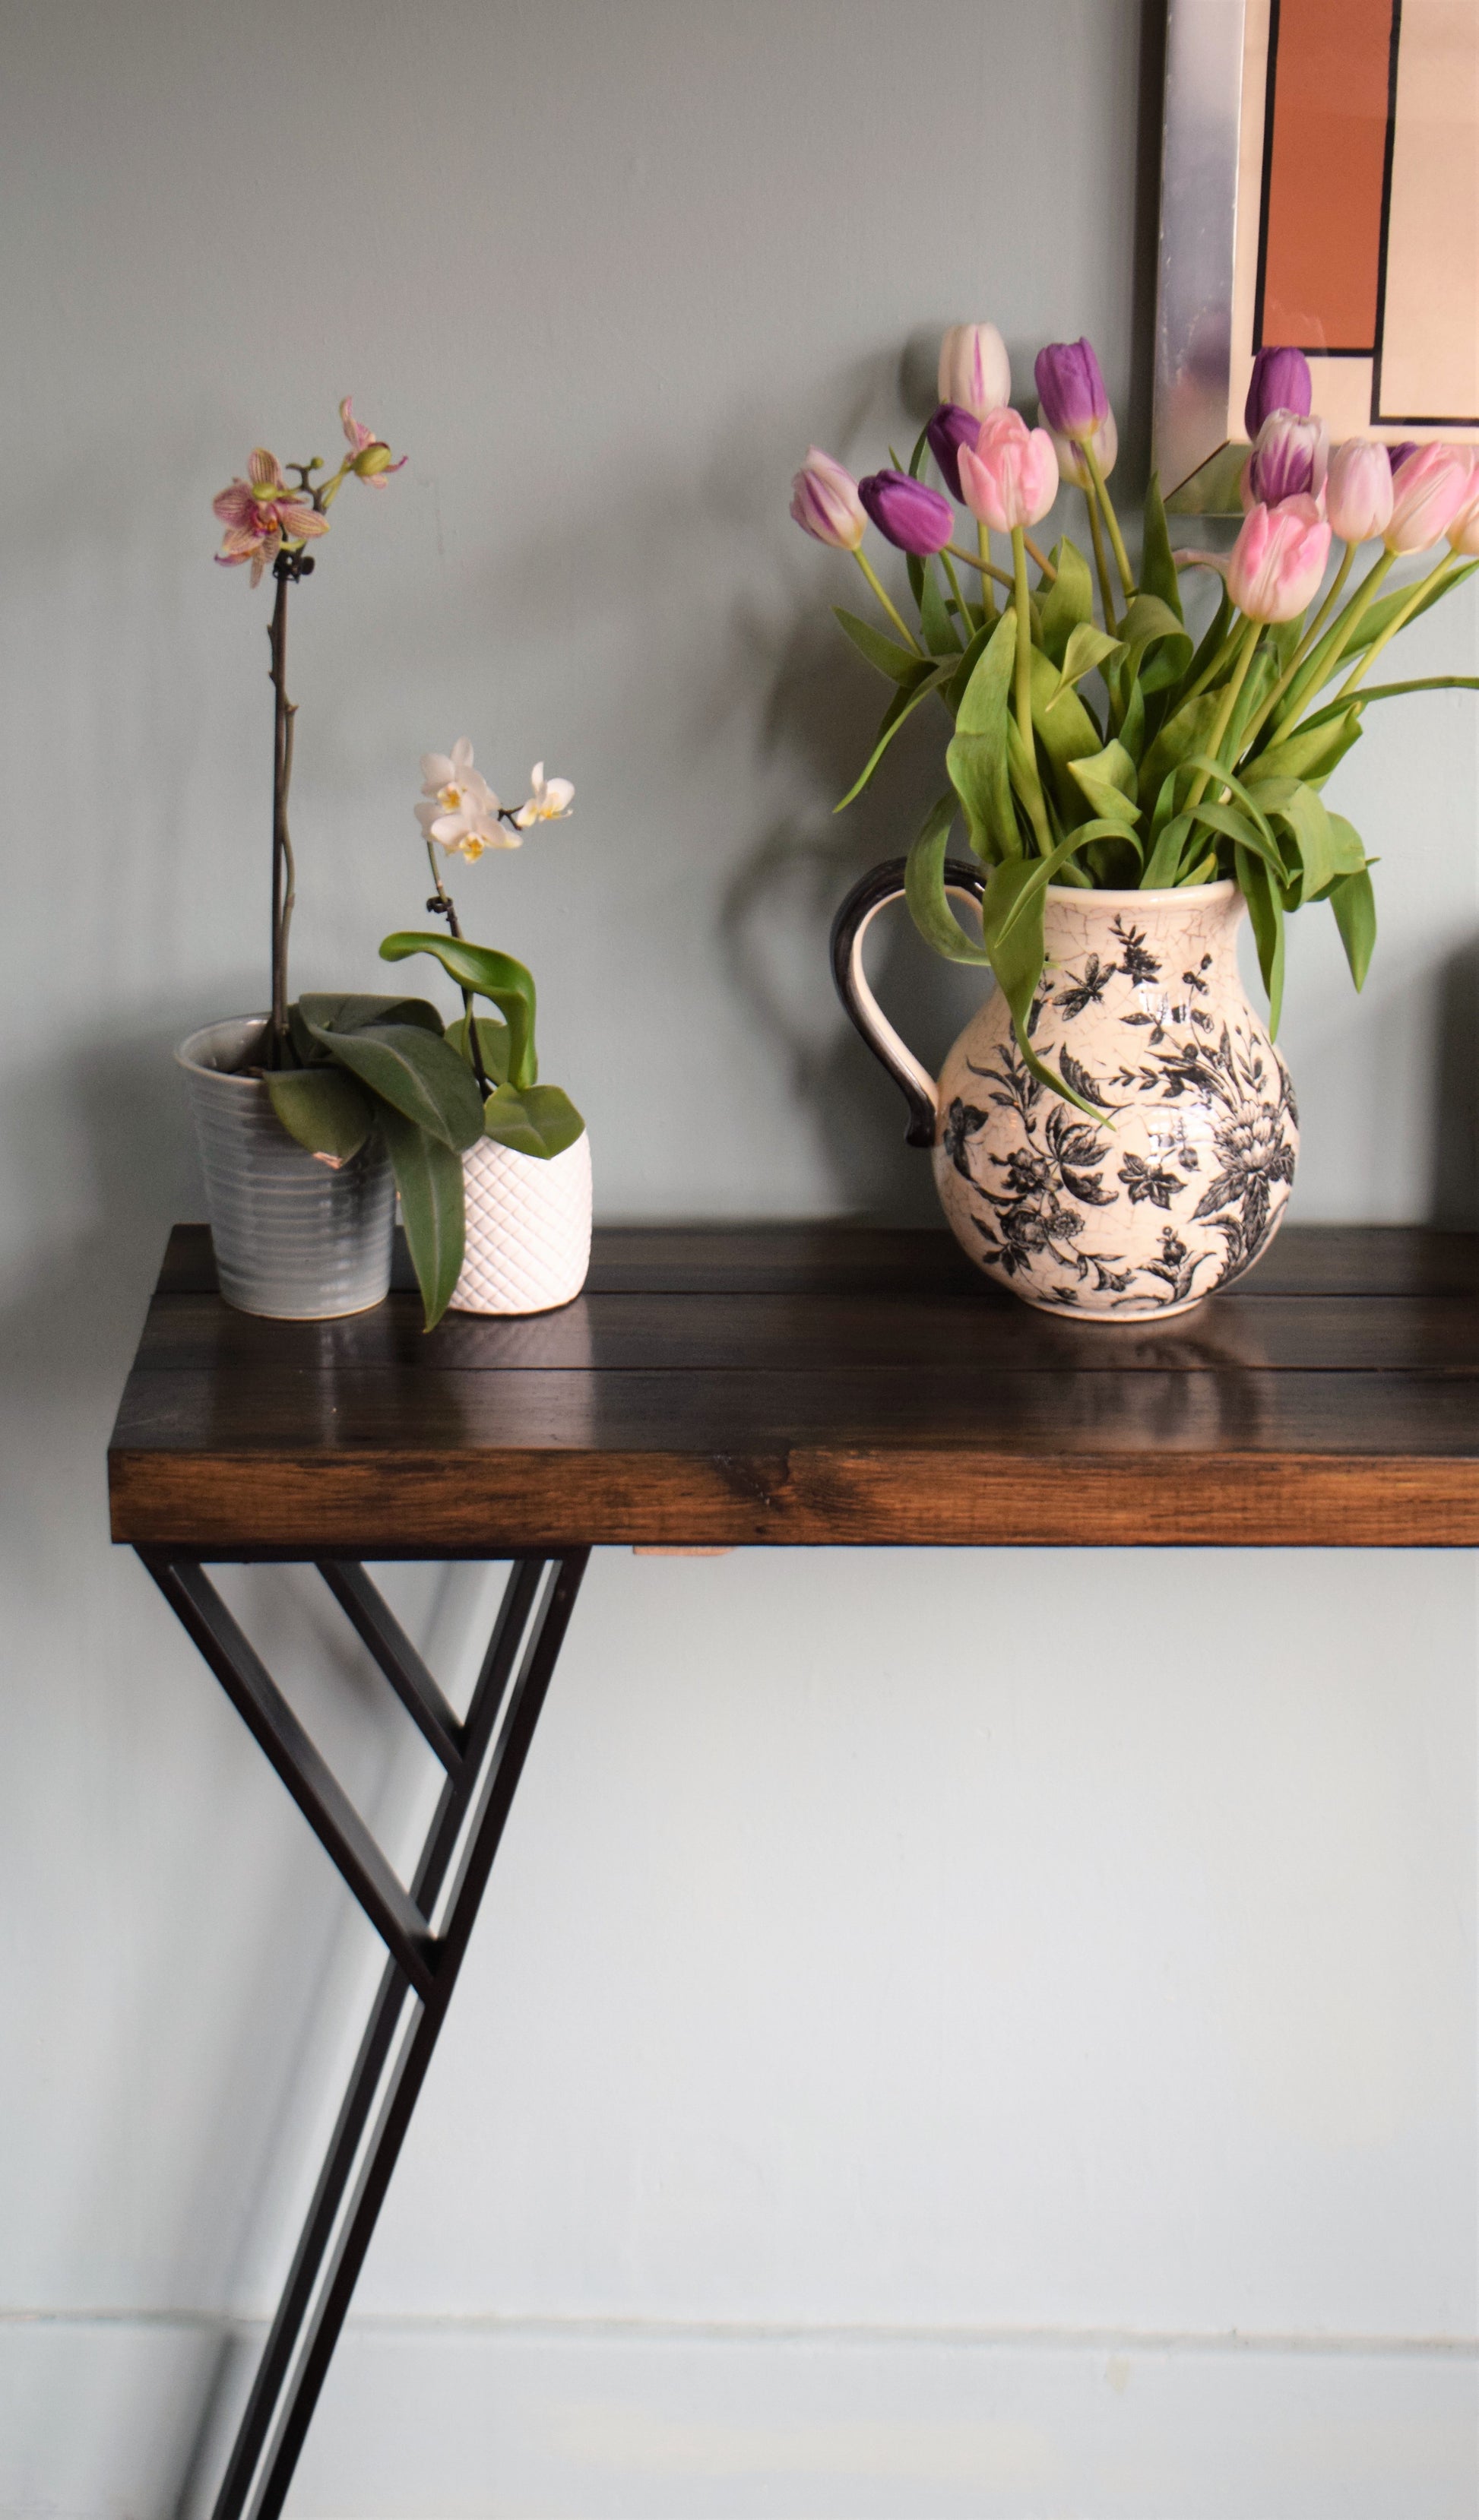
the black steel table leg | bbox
[140,1547,589,2520]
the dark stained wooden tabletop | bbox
[108,1223,1479,1553]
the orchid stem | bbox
[1012,527,1053,856]
[423,841,491,1097]
[267,567,293,1064]
[854,548,922,652]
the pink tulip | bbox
[1240,410,1329,511]
[1446,455,1479,556]
[1227,496,1331,622]
[790,448,866,551]
[958,409,1059,533]
[213,448,328,587]
[1384,443,1472,553]
[937,322,1011,421]
[1324,438,1393,543]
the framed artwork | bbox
[1155,0,1479,511]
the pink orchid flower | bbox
[340,397,407,486]
[213,449,328,586]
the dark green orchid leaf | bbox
[378,1104,465,1331]
[379,932,538,1091]
[265,1065,375,1162]
[480,1084,587,1160]
[301,1011,483,1151]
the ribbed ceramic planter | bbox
[451,1130,592,1315]
[178,1017,396,1319]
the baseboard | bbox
[2,2312,1475,2519]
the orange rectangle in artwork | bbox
[1258,0,1395,353]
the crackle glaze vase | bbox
[832,866,1298,1321]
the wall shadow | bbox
[1431,936,1479,1225]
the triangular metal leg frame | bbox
[141,1547,591,2520]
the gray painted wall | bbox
[2,3,1474,2513]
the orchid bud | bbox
[958,409,1059,534]
[925,402,980,502]
[790,448,866,551]
[1241,410,1329,511]
[857,469,955,557]
[1227,496,1332,622]
[1324,438,1393,543]
[1244,346,1312,438]
[1034,337,1110,442]
[353,441,398,480]
[937,323,1011,422]
[1384,443,1472,553]
[1050,410,1119,489]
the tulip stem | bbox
[977,522,999,621]
[1082,485,1118,638]
[1084,442,1134,607]
[1268,548,1393,738]
[1012,527,1053,856]
[946,540,1015,594]
[1024,534,1058,584]
[1331,552,1457,705]
[939,547,972,640]
[854,548,923,653]
[1183,614,1260,824]
[1239,543,1356,755]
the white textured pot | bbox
[835,873,1298,1321]
[177,1016,395,1320]
[451,1130,592,1315]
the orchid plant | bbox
[793,328,1479,1112]
[372,739,584,1300]
[211,401,489,1329]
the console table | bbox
[109,1220,1479,2518]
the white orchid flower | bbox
[513,762,575,828]
[415,737,513,860]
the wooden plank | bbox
[125,1290,1479,1379]
[150,1220,1479,1303]
[109,1441,1479,1553]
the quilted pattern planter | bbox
[450,1131,592,1315]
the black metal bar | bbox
[207,1554,547,2520]
[144,1559,436,1999]
[317,1561,464,1771]
[245,1552,591,2520]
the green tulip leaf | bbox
[1244,708,1363,790]
[831,606,934,687]
[1037,537,1093,667]
[979,851,1101,1116]
[378,1104,465,1331]
[834,666,950,812]
[1235,843,1287,1034]
[480,1084,587,1160]
[1044,622,1125,712]
[916,562,962,657]
[1328,856,1377,989]
[264,1066,375,1163]
[946,611,1020,860]
[1140,473,1184,622]
[904,793,991,964]
[1068,739,1141,827]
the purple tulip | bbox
[1243,410,1329,509]
[857,468,955,556]
[1244,346,1312,439]
[1034,337,1110,440]
[925,403,980,502]
[1387,441,1419,476]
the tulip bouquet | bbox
[793,327,1479,1110]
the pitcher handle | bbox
[829,855,988,1148]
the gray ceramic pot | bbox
[178,1016,395,1319]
